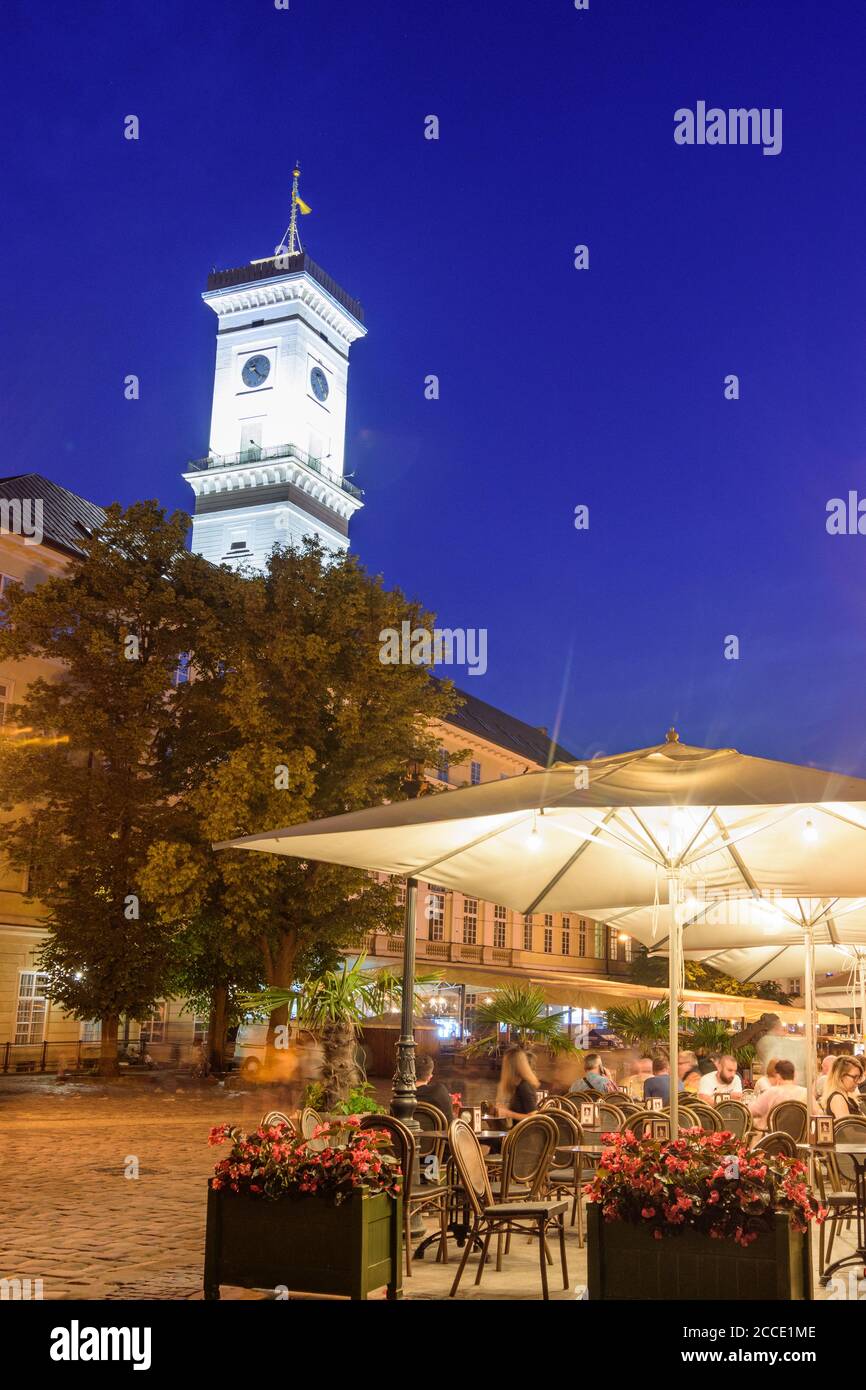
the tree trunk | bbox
[207,982,229,1073]
[264,932,297,1069]
[320,1020,362,1111]
[98,1014,119,1077]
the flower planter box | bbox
[203,1186,402,1300]
[586,1203,812,1301]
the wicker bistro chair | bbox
[495,1114,559,1267]
[688,1102,723,1132]
[413,1100,450,1183]
[359,1113,450,1277]
[753,1130,797,1158]
[622,1109,671,1139]
[447,1118,568,1299]
[544,1110,594,1245]
[298,1106,322,1140]
[768,1100,808,1144]
[713,1099,752,1141]
[597,1102,627,1131]
[811,1117,866,1278]
[260,1110,296,1134]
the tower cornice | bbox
[204,252,365,346]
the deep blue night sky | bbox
[4,0,866,771]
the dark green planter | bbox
[203,1185,402,1300]
[586,1202,812,1301]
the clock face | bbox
[241,354,271,388]
[310,366,329,402]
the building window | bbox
[15,970,49,1044]
[0,679,10,723]
[594,922,605,958]
[578,918,587,956]
[562,925,570,955]
[463,897,478,945]
[470,761,481,785]
[81,1019,102,1043]
[394,877,407,908]
[139,1002,167,1045]
[426,886,446,941]
[523,915,533,951]
[493,904,507,950]
[436,749,449,783]
[621,933,633,963]
[193,1016,208,1045]
[543,927,553,954]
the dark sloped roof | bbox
[441,683,576,766]
[0,474,105,558]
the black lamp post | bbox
[391,875,419,1133]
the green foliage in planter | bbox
[304,1080,385,1116]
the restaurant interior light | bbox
[803,819,818,843]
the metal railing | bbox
[0,1039,203,1074]
[186,442,363,500]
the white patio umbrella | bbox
[602,897,866,1098]
[217,731,866,1129]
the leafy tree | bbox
[629,946,791,1005]
[143,539,462,1061]
[0,502,226,1073]
[464,984,576,1057]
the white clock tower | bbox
[184,170,366,570]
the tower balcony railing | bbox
[185,442,363,500]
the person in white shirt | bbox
[747,1059,807,1132]
[697,1054,743,1098]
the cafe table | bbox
[797,1142,866,1286]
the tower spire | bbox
[277,162,311,258]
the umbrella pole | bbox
[859,960,866,1050]
[668,871,681,1134]
[803,926,816,1120]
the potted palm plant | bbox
[247,956,409,1110]
[463,984,577,1057]
[604,1001,670,1053]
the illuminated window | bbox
[578,919,587,956]
[15,971,49,1044]
[523,916,533,951]
[470,761,482,785]
[493,905,507,949]
[426,887,446,941]
[543,927,553,954]
[463,897,478,945]
[139,1002,167,1045]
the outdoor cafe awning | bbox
[429,962,849,1027]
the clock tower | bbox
[184,170,366,570]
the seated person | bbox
[623,1056,654,1099]
[678,1050,701,1093]
[747,1058,807,1131]
[824,1055,865,1120]
[569,1051,615,1094]
[697,1054,743,1098]
[415,1054,453,1125]
[643,1057,683,1106]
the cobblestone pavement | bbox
[0,1080,854,1302]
